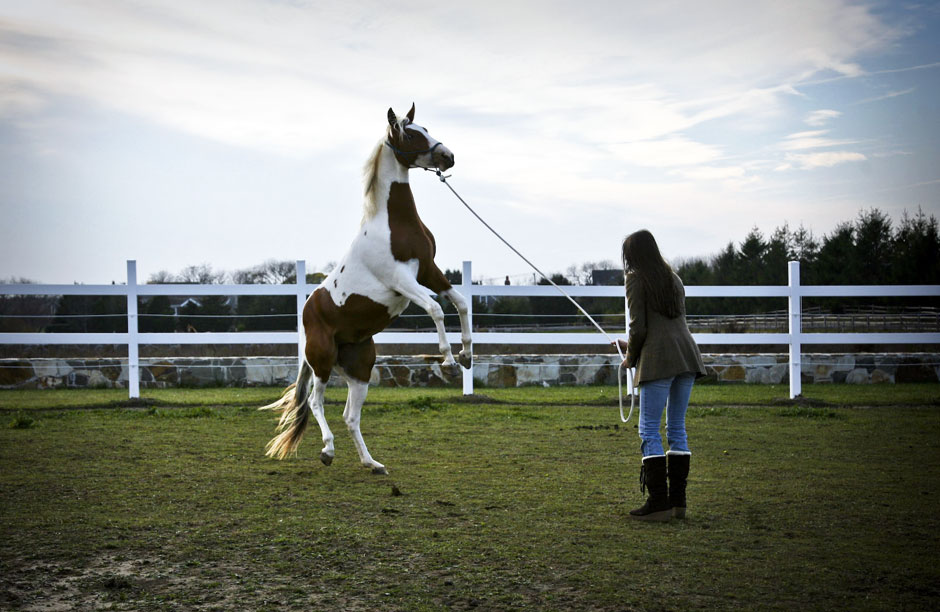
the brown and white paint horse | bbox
[262,105,472,474]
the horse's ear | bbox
[387,108,398,128]
[406,103,415,123]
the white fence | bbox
[1,260,938,399]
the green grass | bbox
[1,382,937,412]
[1,385,939,611]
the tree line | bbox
[437,207,939,327]
[1,207,936,333]
[673,207,939,315]
[2,261,330,334]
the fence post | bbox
[296,260,306,370]
[462,260,474,395]
[788,261,802,399]
[126,260,140,399]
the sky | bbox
[1,0,938,285]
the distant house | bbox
[171,297,201,317]
[166,295,238,316]
[591,269,624,286]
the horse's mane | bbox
[362,124,397,223]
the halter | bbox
[385,139,443,168]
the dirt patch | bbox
[2,552,331,611]
[769,396,832,408]
[451,393,506,405]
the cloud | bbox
[779,129,863,151]
[1,0,928,284]
[870,150,912,158]
[0,0,904,158]
[607,136,723,168]
[777,151,867,170]
[0,81,45,117]
[854,87,916,105]
[673,165,747,181]
[805,109,842,126]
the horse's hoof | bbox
[442,362,462,378]
[372,466,388,475]
[457,352,472,369]
[320,452,334,466]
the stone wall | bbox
[1,353,938,390]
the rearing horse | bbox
[262,104,472,474]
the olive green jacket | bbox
[624,271,705,385]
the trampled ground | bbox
[1,384,939,611]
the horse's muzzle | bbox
[435,146,455,171]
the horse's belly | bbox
[314,241,414,340]
[309,287,401,345]
[385,293,411,318]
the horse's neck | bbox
[365,146,415,223]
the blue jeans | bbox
[638,372,695,458]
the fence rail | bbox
[2,260,938,399]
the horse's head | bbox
[386,104,454,171]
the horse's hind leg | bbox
[342,377,386,475]
[308,376,334,465]
[303,309,338,467]
[336,338,386,474]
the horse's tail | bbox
[260,361,314,460]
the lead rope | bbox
[430,169,637,422]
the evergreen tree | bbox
[674,258,711,285]
[139,295,174,333]
[891,207,939,285]
[737,227,767,277]
[789,224,819,265]
[760,226,790,286]
[852,208,894,284]
[537,273,577,325]
[812,222,855,286]
[711,242,737,285]
[50,293,126,333]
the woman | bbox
[615,230,705,522]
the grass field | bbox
[2,383,939,611]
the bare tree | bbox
[147,270,176,284]
[567,260,617,285]
[233,260,296,285]
[177,264,227,285]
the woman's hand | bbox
[612,339,632,369]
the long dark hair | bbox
[621,229,682,319]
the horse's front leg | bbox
[391,274,457,367]
[441,288,472,369]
